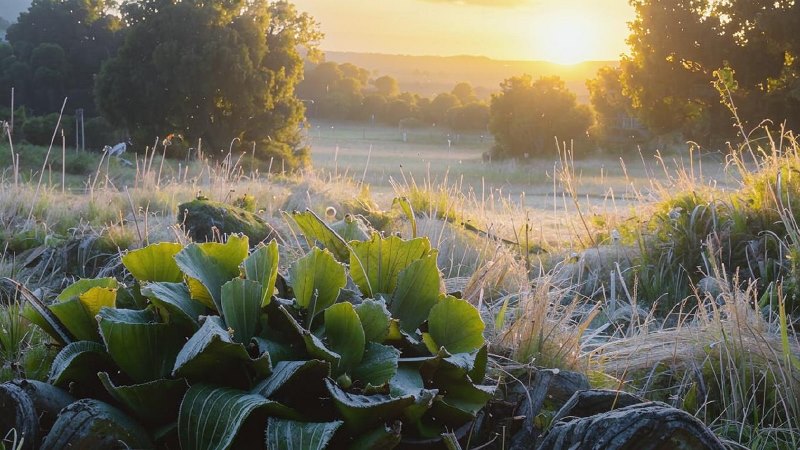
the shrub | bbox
[83,116,118,150]
[20,113,74,146]
[11,214,491,448]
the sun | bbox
[530,10,599,65]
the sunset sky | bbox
[292,0,635,64]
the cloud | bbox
[417,0,533,7]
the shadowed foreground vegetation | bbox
[0,122,798,449]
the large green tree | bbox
[1,0,120,114]
[489,75,591,158]
[96,0,320,169]
[586,65,647,148]
[622,0,798,141]
[296,61,365,119]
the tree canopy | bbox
[621,0,800,143]
[0,0,121,115]
[95,0,321,168]
[489,75,591,158]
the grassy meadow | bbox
[1,120,799,449]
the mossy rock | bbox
[535,390,726,450]
[178,199,276,244]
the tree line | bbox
[586,0,800,151]
[2,0,800,165]
[295,61,489,132]
[1,0,320,170]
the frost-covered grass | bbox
[0,121,798,448]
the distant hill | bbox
[323,51,617,103]
[0,0,30,23]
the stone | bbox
[178,199,276,244]
[550,388,644,424]
[536,390,726,450]
[509,369,591,450]
[0,382,38,450]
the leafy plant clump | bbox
[10,211,492,449]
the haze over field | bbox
[323,51,615,101]
[292,0,634,64]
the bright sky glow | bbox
[291,0,634,63]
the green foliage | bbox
[373,75,400,98]
[623,148,800,313]
[489,75,592,159]
[586,66,648,149]
[16,225,490,448]
[0,0,121,115]
[20,113,72,146]
[298,61,367,120]
[265,418,342,450]
[297,62,488,130]
[96,0,319,170]
[288,247,346,317]
[622,0,800,141]
[83,116,119,149]
[447,102,489,131]
[0,302,51,382]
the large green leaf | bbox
[122,242,184,283]
[265,419,342,450]
[349,234,431,297]
[288,210,350,262]
[41,399,153,450]
[49,298,99,342]
[45,279,119,342]
[173,316,271,388]
[174,235,249,312]
[422,353,495,429]
[251,359,331,419]
[98,372,187,425]
[17,288,74,345]
[141,281,205,332]
[325,378,415,433]
[349,423,402,450]
[251,360,330,398]
[57,277,118,301]
[78,287,117,318]
[424,296,485,355]
[325,302,365,375]
[352,343,399,386]
[98,307,186,383]
[279,305,341,369]
[355,299,391,343]
[390,366,438,428]
[47,285,118,342]
[426,381,494,427]
[288,247,346,317]
[242,241,279,307]
[220,278,263,343]
[390,253,441,333]
[178,384,298,450]
[252,336,298,365]
[48,341,114,387]
[187,277,215,310]
[441,347,488,383]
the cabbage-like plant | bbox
[7,211,491,449]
